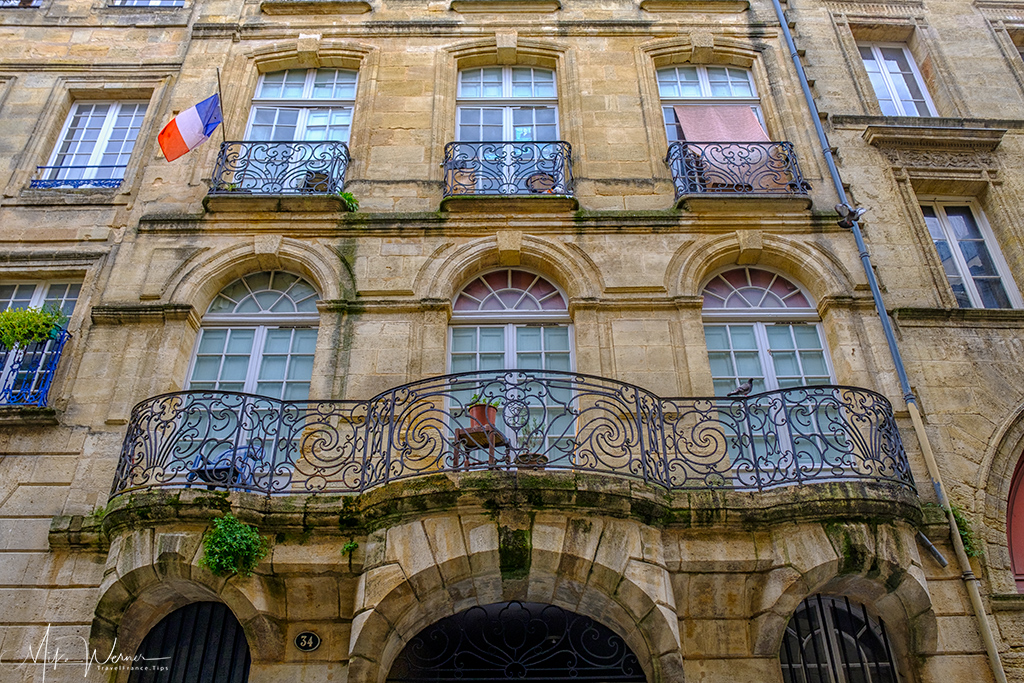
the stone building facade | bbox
[1,0,1023,679]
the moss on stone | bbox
[499,526,532,580]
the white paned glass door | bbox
[189,327,316,401]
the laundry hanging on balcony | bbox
[672,104,769,142]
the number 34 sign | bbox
[295,631,321,652]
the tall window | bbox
[702,268,832,397]
[450,269,570,374]
[247,68,356,144]
[36,101,147,188]
[456,67,557,143]
[921,201,1021,309]
[1010,456,1024,592]
[0,282,80,406]
[858,43,936,117]
[187,272,319,400]
[780,595,902,683]
[656,65,765,142]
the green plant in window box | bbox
[200,514,269,577]
[0,305,68,351]
[337,190,359,212]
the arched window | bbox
[450,268,570,374]
[1010,455,1024,591]
[780,595,902,683]
[187,271,319,400]
[702,268,833,397]
[656,64,765,142]
[130,602,251,683]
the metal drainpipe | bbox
[768,0,1007,680]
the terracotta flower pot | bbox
[468,404,497,429]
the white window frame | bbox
[655,65,763,142]
[0,281,80,405]
[41,100,148,187]
[455,66,559,142]
[246,68,358,144]
[857,42,938,117]
[919,198,1023,309]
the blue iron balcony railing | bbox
[31,166,126,189]
[665,141,811,199]
[443,141,574,197]
[208,140,351,195]
[111,371,913,497]
[0,0,42,6]
[0,330,69,407]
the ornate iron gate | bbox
[129,601,251,683]
[387,601,648,682]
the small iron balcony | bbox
[1,0,42,7]
[443,141,574,198]
[30,166,125,189]
[0,330,69,407]
[666,141,811,199]
[111,371,913,497]
[209,140,351,195]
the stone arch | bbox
[750,522,936,679]
[640,34,762,70]
[668,232,860,305]
[163,237,347,314]
[414,234,604,306]
[977,402,1024,593]
[346,513,679,683]
[91,551,284,673]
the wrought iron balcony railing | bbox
[31,166,126,189]
[111,371,913,498]
[443,141,574,197]
[0,330,69,407]
[665,141,811,199]
[209,140,351,195]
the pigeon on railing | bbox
[727,379,754,397]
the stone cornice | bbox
[862,125,1007,151]
[261,0,371,13]
[891,307,1024,328]
[91,303,198,326]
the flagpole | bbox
[216,68,227,144]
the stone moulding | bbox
[260,0,371,12]
[862,125,1006,151]
[640,0,749,11]
[449,0,560,11]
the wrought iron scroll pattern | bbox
[443,141,573,197]
[665,141,810,198]
[112,371,914,497]
[31,165,126,189]
[387,601,647,682]
[209,140,351,195]
[0,330,69,407]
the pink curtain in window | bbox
[673,104,769,142]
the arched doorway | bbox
[387,601,647,681]
[1010,455,1024,591]
[129,601,251,682]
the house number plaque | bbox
[295,631,321,652]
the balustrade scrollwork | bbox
[209,140,350,195]
[111,371,913,497]
[666,141,810,198]
[443,141,573,197]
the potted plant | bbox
[0,305,67,351]
[466,393,501,429]
[515,417,548,469]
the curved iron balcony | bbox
[111,371,913,497]
[209,140,351,195]
[665,141,811,199]
[443,141,574,197]
[0,329,69,407]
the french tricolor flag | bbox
[158,94,223,162]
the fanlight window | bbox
[781,595,902,683]
[454,269,567,313]
[702,268,830,396]
[188,271,319,400]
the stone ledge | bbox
[440,194,578,213]
[91,303,197,326]
[863,125,1006,151]
[261,0,371,12]
[675,193,812,212]
[0,405,58,426]
[203,193,352,213]
[450,0,559,11]
[892,307,1024,328]
[641,0,748,10]
[991,594,1024,611]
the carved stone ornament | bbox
[879,147,996,170]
